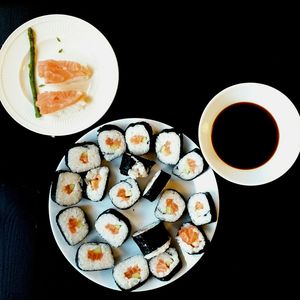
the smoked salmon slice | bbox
[36,91,87,114]
[38,60,92,84]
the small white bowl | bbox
[198,82,300,186]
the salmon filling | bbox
[124,265,141,279]
[68,217,80,234]
[117,188,131,201]
[87,248,103,261]
[178,225,200,246]
[166,198,179,215]
[130,135,145,144]
[64,184,75,194]
[161,141,172,156]
[80,152,89,164]
[106,137,122,150]
[105,223,121,234]
[91,175,102,190]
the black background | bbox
[0,4,298,299]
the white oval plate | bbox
[48,118,219,291]
[0,14,118,136]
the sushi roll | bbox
[113,255,149,291]
[84,166,110,201]
[173,148,208,180]
[109,178,140,209]
[95,209,131,247]
[149,247,182,281]
[120,153,155,179]
[76,242,114,271]
[176,223,208,255]
[66,142,101,173]
[56,206,89,246]
[155,128,182,165]
[98,125,126,161]
[155,189,186,222]
[132,221,171,259]
[125,121,153,155]
[51,171,83,206]
[187,192,217,226]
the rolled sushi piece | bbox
[97,125,126,161]
[173,148,208,180]
[155,189,186,222]
[51,171,83,206]
[84,166,110,201]
[155,128,182,165]
[120,153,155,179]
[142,170,171,201]
[76,242,114,271]
[187,192,217,226]
[95,209,131,247]
[132,221,171,260]
[109,178,141,209]
[125,121,153,155]
[56,206,89,246]
[113,255,149,291]
[149,247,182,281]
[65,142,101,173]
[176,223,208,255]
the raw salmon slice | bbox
[36,91,87,114]
[38,60,92,84]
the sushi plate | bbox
[0,14,118,136]
[48,118,220,292]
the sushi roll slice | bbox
[113,255,149,291]
[176,223,208,255]
[98,125,126,161]
[125,121,153,155]
[173,148,208,180]
[66,142,101,173]
[187,192,217,226]
[76,242,114,271]
[120,153,155,179]
[132,221,171,259]
[84,166,110,201]
[155,189,186,222]
[149,247,182,281]
[109,178,140,209]
[155,128,182,165]
[56,206,89,246]
[143,170,171,201]
[95,209,131,247]
[51,171,83,206]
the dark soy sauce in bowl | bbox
[211,102,279,169]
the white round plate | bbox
[0,14,118,136]
[48,118,219,291]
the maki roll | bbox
[109,178,140,209]
[56,206,89,246]
[132,221,171,259]
[120,153,155,179]
[155,128,182,165]
[187,192,217,226]
[66,142,101,173]
[155,189,186,222]
[149,247,182,281]
[98,125,126,161]
[113,255,149,291]
[95,209,131,247]
[125,121,153,155]
[176,223,208,255]
[76,242,114,271]
[84,166,110,201]
[143,170,171,201]
[51,171,83,206]
[173,148,208,180]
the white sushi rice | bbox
[128,157,148,179]
[142,170,161,196]
[113,255,149,290]
[188,193,213,225]
[57,207,89,246]
[55,172,83,206]
[67,143,101,173]
[155,189,186,222]
[125,124,151,155]
[85,166,109,201]
[98,130,126,161]
[144,239,171,260]
[77,243,114,271]
[95,213,129,247]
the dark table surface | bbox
[0,4,299,300]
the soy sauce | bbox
[211,102,279,169]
